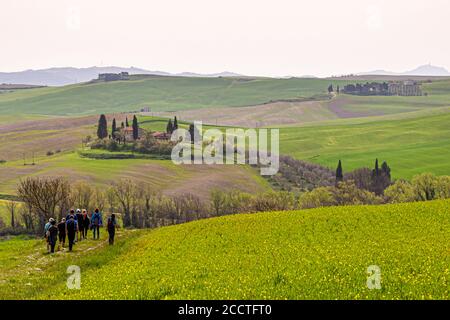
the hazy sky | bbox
[1,0,449,77]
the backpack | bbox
[66,219,76,232]
[92,213,100,226]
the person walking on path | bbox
[66,215,78,251]
[57,218,66,250]
[47,220,58,253]
[44,218,55,253]
[91,208,102,240]
[107,214,117,245]
[82,209,90,239]
[76,209,84,242]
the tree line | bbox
[1,171,449,236]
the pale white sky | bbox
[1,0,449,77]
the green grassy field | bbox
[279,107,450,178]
[1,200,448,300]
[0,76,347,116]
[0,151,269,199]
[141,106,450,179]
[1,76,449,120]
[0,77,449,193]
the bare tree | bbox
[113,179,136,227]
[71,181,93,210]
[17,177,70,231]
[5,200,18,229]
[20,202,34,231]
[92,187,106,213]
[131,185,143,228]
[106,187,117,215]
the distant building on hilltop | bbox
[388,80,422,96]
[343,80,422,96]
[98,72,130,82]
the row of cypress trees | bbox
[166,116,178,134]
[97,114,139,140]
[335,159,391,194]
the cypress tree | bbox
[166,119,174,134]
[126,117,129,127]
[132,115,139,140]
[371,158,390,196]
[381,161,391,180]
[121,122,125,129]
[112,118,117,138]
[173,116,178,130]
[336,160,343,183]
[373,158,379,177]
[97,114,108,139]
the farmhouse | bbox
[119,127,170,142]
[151,131,171,140]
[98,72,130,82]
[343,81,422,96]
[120,127,146,141]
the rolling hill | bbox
[0,76,449,192]
[1,199,449,299]
[279,107,450,178]
[0,76,344,116]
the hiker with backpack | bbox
[107,214,117,245]
[57,218,66,250]
[66,215,78,251]
[91,208,102,240]
[76,209,84,242]
[44,218,55,252]
[46,219,58,253]
[81,209,90,239]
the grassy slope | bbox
[155,80,450,128]
[0,77,346,116]
[0,151,269,198]
[0,78,449,187]
[0,113,270,199]
[279,107,450,178]
[331,80,450,115]
[1,200,449,300]
[1,77,449,120]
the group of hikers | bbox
[44,208,118,253]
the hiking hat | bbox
[76,209,81,213]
